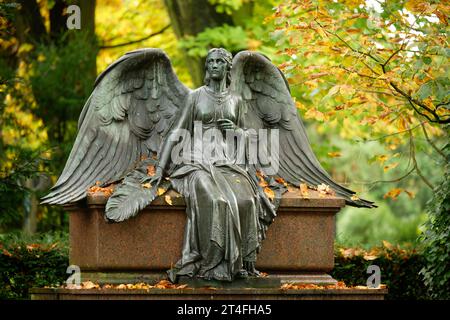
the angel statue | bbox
[42,47,374,282]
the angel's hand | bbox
[217,118,238,131]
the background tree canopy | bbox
[0,0,448,298]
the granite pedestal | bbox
[65,188,344,286]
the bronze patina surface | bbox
[43,47,374,283]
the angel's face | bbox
[206,52,228,81]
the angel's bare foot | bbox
[243,261,261,277]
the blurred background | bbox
[0,0,448,299]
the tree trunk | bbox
[163,0,233,86]
[77,0,97,80]
[78,0,96,35]
[12,0,47,44]
[49,0,66,41]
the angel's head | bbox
[204,48,232,86]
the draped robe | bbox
[160,86,278,282]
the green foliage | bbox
[179,25,248,58]
[209,0,245,15]
[420,136,450,299]
[28,31,97,166]
[332,243,429,300]
[337,206,427,248]
[307,126,434,247]
[179,0,278,60]
[0,2,19,18]
[267,0,449,251]
[1,5,98,233]
[268,0,449,190]
[0,233,429,300]
[0,5,49,231]
[0,232,69,299]
[0,150,47,230]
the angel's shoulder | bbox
[186,87,204,103]
[190,87,205,96]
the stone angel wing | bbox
[230,51,375,208]
[41,48,190,205]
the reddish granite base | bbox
[65,188,345,284]
[30,287,387,300]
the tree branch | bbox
[381,45,403,69]
[355,122,423,142]
[409,130,434,189]
[318,23,382,64]
[367,166,415,185]
[388,81,450,124]
[335,65,379,79]
[420,122,448,161]
[100,25,171,49]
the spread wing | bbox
[42,48,190,205]
[231,51,375,208]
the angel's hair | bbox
[204,48,232,86]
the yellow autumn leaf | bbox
[360,116,378,126]
[363,254,378,261]
[388,144,398,150]
[405,0,436,14]
[339,84,356,96]
[82,281,99,289]
[382,240,394,250]
[383,162,399,172]
[275,177,288,186]
[147,165,156,176]
[256,170,268,187]
[327,85,341,97]
[317,183,335,196]
[264,187,275,201]
[247,39,262,50]
[142,183,152,189]
[295,101,307,110]
[376,155,389,164]
[304,80,319,89]
[304,108,325,121]
[396,117,408,132]
[308,72,329,79]
[327,151,342,158]
[404,190,416,199]
[300,183,309,198]
[383,188,402,200]
[176,284,188,289]
[315,25,328,39]
[423,98,435,110]
[258,178,268,188]
[157,188,166,196]
[165,195,173,205]
[18,43,34,54]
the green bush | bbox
[420,140,450,300]
[0,233,432,300]
[332,243,429,300]
[0,233,69,299]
